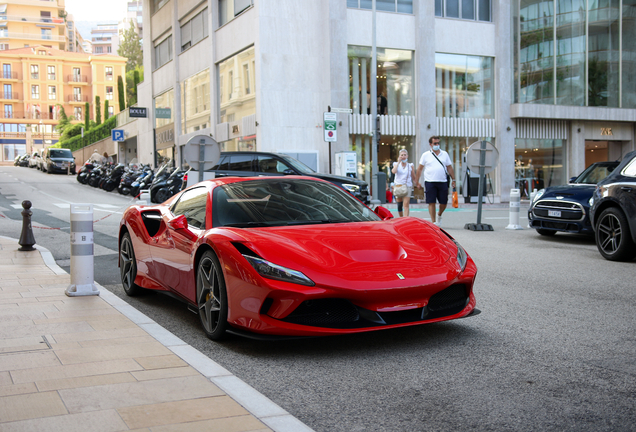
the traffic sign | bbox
[466,140,498,175]
[324,112,337,142]
[111,129,125,142]
[183,134,221,176]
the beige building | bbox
[0,45,127,161]
[0,0,68,51]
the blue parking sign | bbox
[112,129,125,142]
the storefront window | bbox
[154,89,174,129]
[556,0,586,106]
[435,53,494,118]
[218,47,255,151]
[181,69,210,134]
[514,138,564,197]
[348,46,413,116]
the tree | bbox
[117,20,142,72]
[84,102,90,130]
[55,105,73,135]
[95,96,102,125]
[117,75,126,111]
[104,100,110,121]
[126,66,142,106]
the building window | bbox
[31,65,39,79]
[151,0,170,15]
[0,43,8,51]
[41,28,52,40]
[3,84,11,99]
[243,63,251,95]
[106,86,113,100]
[95,46,103,54]
[73,87,81,101]
[219,0,253,26]
[181,69,210,134]
[105,66,113,80]
[47,65,55,80]
[435,53,494,118]
[4,104,12,119]
[2,64,11,79]
[107,46,111,53]
[154,36,172,70]
[180,8,209,52]
[435,0,491,22]
[72,67,81,82]
[108,105,114,116]
[74,106,82,120]
[347,0,413,13]
[154,88,174,129]
[48,85,56,100]
[227,70,233,100]
[31,85,39,99]
[40,11,51,22]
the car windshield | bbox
[279,155,316,174]
[49,148,73,158]
[573,163,617,184]
[212,179,379,228]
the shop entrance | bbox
[585,140,624,166]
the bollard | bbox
[505,188,524,230]
[65,204,99,297]
[137,189,150,205]
[18,200,36,251]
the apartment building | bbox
[0,45,126,161]
[66,13,88,53]
[0,0,67,51]
[130,0,636,202]
[91,23,118,55]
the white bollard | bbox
[505,188,524,230]
[65,204,99,297]
[137,189,150,205]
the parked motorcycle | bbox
[129,165,154,198]
[87,163,105,188]
[76,160,96,184]
[149,164,174,203]
[101,163,126,192]
[154,167,187,203]
[118,163,143,196]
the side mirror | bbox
[569,177,577,183]
[374,206,394,220]
[168,214,189,230]
[283,169,295,175]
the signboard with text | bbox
[155,107,171,119]
[129,107,147,118]
[323,112,337,142]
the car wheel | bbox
[155,188,171,203]
[536,229,556,236]
[119,233,143,296]
[595,208,636,261]
[196,251,228,340]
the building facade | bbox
[0,0,68,51]
[0,46,127,161]
[130,0,636,202]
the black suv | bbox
[207,151,369,203]
[590,151,636,261]
[44,148,76,174]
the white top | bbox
[393,161,414,187]
[419,150,452,182]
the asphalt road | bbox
[1,165,635,432]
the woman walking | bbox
[391,149,416,217]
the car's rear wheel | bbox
[595,207,636,262]
[120,233,143,295]
[196,251,228,340]
[536,229,556,236]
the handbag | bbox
[431,151,451,187]
[393,184,408,198]
[452,187,459,208]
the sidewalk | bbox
[0,236,313,432]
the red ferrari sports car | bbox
[119,176,479,340]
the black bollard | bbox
[18,200,36,251]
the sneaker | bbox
[437,214,443,227]
[433,221,440,226]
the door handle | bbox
[620,186,633,192]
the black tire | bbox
[595,207,636,262]
[196,251,228,340]
[130,186,140,198]
[155,188,171,203]
[119,233,143,296]
[536,229,556,236]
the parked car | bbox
[28,151,41,168]
[43,148,76,174]
[589,151,636,261]
[527,161,620,236]
[18,154,30,167]
[118,176,478,340]
[206,151,370,203]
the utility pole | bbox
[370,0,379,202]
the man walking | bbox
[415,136,456,226]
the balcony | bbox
[67,94,89,103]
[67,74,88,83]
[0,111,22,119]
[0,92,19,100]
[1,72,19,80]
[0,15,65,25]
[0,31,65,42]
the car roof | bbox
[220,151,281,157]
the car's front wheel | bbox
[196,251,228,340]
[119,233,143,295]
[595,207,636,261]
[536,228,556,236]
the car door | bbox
[150,186,209,301]
[214,153,256,177]
[256,154,294,176]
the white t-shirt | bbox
[393,161,414,187]
[419,150,452,183]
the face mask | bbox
[432,145,440,151]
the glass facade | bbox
[154,89,174,129]
[514,0,636,107]
[181,69,210,135]
[514,139,565,197]
[435,53,494,118]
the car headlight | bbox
[341,183,360,194]
[532,189,545,204]
[243,255,315,286]
[453,240,468,271]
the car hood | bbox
[538,184,595,202]
[223,218,456,289]
[307,172,367,186]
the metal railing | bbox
[67,94,89,103]
[0,92,19,100]
[67,74,88,83]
